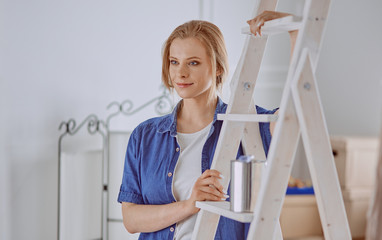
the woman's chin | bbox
[177,94,193,100]
[174,89,194,99]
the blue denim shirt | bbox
[118,97,277,240]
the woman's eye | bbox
[189,61,199,66]
[170,60,178,65]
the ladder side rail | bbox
[242,125,284,240]
[248,0,333,236]
[227,37,267,113]
[242,100,266,161]
[241,1,315,238]
[192,210,220,240]
[244,126,284,240]
[229,0,278,94]
[245,1,318,237]
[300,0,331,72]
[216,35,268,189]
[291,50,351,239]
[193,0,337,238]
[283,0,311,81]
[246,0,315,237]
[247,95,301,239]
[273,221,283,240]
[251,0,313,124]
[250,0,278,18]
[287,0,331,78]
[191,33,269,240]
[230,0,281,163]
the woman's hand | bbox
[247,10,291,36]
[248,10,298,57]
[186,169,228,214]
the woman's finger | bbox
[247,18,256,35]
[196,190,227,201]
[200,169,223,179]
[249,17,262,36]
[258,19,265,36]
[199,186,228,199]
[198,176,225,193]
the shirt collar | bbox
[157,96,227,137]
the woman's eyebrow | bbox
[169,56,202,60]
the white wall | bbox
[217,0,382,137]
[0,1,9,238]
[1,0,199,239]
[0,85,9,240]
[1,0,382,239]
[317,0,382,136]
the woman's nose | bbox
[178,64,189,78]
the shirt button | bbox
[170,227,175,232]
[168,172,172,177]
[176,147,180,152]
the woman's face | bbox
[169,37,214,101]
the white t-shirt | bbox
[172,122,212,240]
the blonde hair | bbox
[161,20,228,103]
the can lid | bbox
[238,155,255,163]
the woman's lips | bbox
[176,83,193,88]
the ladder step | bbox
[217,114,278,122]
[195,201,253,223]
[242,15,301,36]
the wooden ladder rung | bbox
[241,15,302,36]
[195,201,253,223]
[217,114,278,122]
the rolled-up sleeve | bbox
[117,128,144,204]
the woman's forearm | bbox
[122,200,195,234]
[122,170,226,234]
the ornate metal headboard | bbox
[57,87,173,240]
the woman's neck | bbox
[177,96,217,133]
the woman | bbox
[118,11,297,240]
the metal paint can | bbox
[230,155,265,212]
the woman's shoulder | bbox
[132,113,172,136]
[255,105,279,114]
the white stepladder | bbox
[191,0,352,239]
